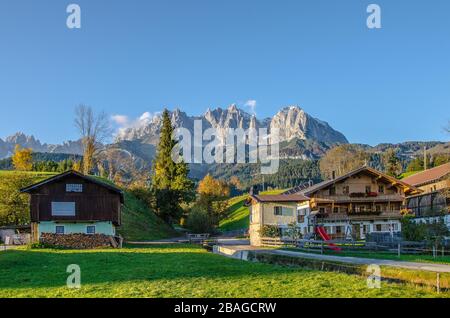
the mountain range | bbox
[0,132,83,159]
[116,105,348,147]
[0,105,447,176]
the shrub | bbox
[260,225,280,238]
[185,206,215,234]
[401,215,450,245]
[285,222,303,240]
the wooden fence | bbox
[260,237,450,258]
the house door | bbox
[352,224,361,240]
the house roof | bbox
[293,166,421,196]
[249,193,309,203]
[20,170,124,203]
[402,163,450,187]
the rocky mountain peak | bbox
[115,105,347,146]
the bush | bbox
[401,215,450,244]
[185,206,215,234]
[285,222,303,240]
[260,225,280,238]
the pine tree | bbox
[382,148,402,178]
[151,109,194,223]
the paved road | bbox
[0,245,17,252]
[266,249,450,273]
[127,237,189,244]
[128,237,250,245]
[216,238,250,246]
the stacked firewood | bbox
[40,233,116,249]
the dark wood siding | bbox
[29,175,121,225]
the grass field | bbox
[219,189,286,232]
[0,244,444,298]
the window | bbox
[55,226,65,234]
[329,186,336,195]
[282,207,294,216]
[336,226,342,234]
[86,225,96,234]
[378,185,384,194]
[66,184,83,192]
[274,206,282,215]
[274,206,294,216]
[376,205,382,212]
[343,186,350,195]
[298,215,305,223]
[365,186,371,194]
[298,207,309,216]
[51,202,75,216]
[333,206,339,213]
[319,207,325,214]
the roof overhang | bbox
[20,170,124,203]
[302,166,422,196]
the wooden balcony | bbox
[315,210,402,222]
[312,194,404,203]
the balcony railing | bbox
[315,210,402,221]
[313,194,404,202]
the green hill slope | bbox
[0,170,175,241]
[118,191,176,241]
[219,189,286,232]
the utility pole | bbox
[424,146,427,170]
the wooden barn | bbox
[21,170,124,244]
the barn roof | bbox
[402,162,450,187]
[20,170,124,203]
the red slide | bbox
[315,226,342,251]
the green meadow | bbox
[0,244,444,298]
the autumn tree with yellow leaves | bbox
[12,145,33,171]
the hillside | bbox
[118,191,176,241]
[219,189,286,232]
[0,170,175,241]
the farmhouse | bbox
[248,166,421,246]
[21,170,123,245]
[403,162,450,194]
[403,163,450,226]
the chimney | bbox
[332,171,336,180]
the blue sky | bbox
[0,0,449,145]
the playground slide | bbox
[316,226,342,251]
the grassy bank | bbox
[284,247,450,265]
[0,244,443,298]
